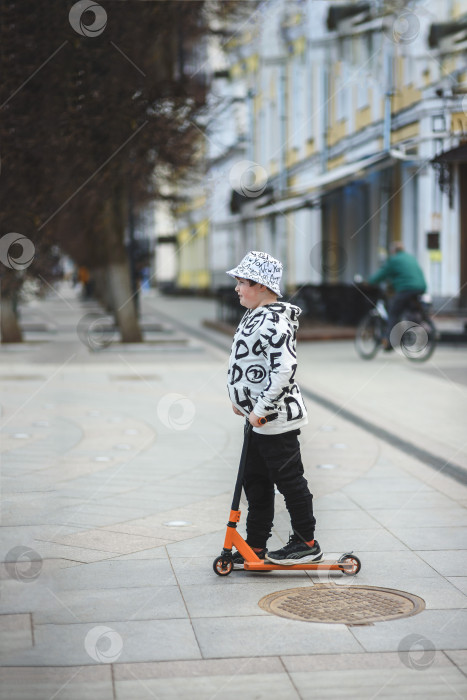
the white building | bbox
[169,0,467,315]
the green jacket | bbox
[369,251,427,292]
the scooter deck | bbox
[244,559,349,571]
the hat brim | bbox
[226,268,282,297]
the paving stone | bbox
[343,477,430,494]
[0,578,53,615]
[114,673,300,700]
[0,525,57,554]
[447,577,467,595]
[34,585,187,624]
[181,581,315,618]
[53,558,177,590]
[0,614,33,655]
[109,546,169,561]
[315,528,408,553]
[46,503,155,529]
[348,490,458,510]
[289,666,467,699]
[313,493,361,511]
[29,542,123,564]
[48,529,165,554]
[0,666,113,700]
[367,507,467,529]
[390,527,467,550]
[392,576,467,610]
[445,649,467,675]
[307,509,382,530]
[350,609,467,652]
[193,616,361,657]
[415,550,467,577]
[1,619,201,665]
[103,500,232,543]
[113,656,284,679]
[281,650,454,671]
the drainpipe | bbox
[321,42,329,172]
[278,60,287,196]
[383,42,394,152]
[247,87,255,163]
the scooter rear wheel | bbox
[338,554,361,576]
[213,556,233,576]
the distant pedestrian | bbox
[78,265,92,299]
[369,242,427,348]
[226,251,322,566]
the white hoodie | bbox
[227,302,308,435]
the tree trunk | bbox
[92,266,113,312]
[1,293,22,343]
[106,262,142,342]
[101,184,142,343]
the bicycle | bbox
[355,287,437,362]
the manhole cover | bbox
[258,584,425,625]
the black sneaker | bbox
[232,548,267,569]
[265,535,322,565]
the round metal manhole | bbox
[258,584,425,626]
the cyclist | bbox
[368,241,427,349]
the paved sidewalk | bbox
[0,286,466,699]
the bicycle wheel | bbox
[355,313,383,359]
[402,317,437,362]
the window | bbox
[357,76,369,110]
[336,64,348,122]
[291,57,304,149]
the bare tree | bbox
[0,0,250,341]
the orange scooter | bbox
[213,419,361,577]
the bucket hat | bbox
[226,251,283,297]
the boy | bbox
[226,251,322,566]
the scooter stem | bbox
[231,422,252,512]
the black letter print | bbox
[262,326,287,348]
[234,387,254,413]
[252,339,266,356]
[235,339,249,359]
[245,364,267,383]
[270,353,282,370]
[284,396,303,421]
[285,333,297,359]
[289,363,297,384]
[229,363,243,385]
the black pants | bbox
[243,428,316,549]
[386,289,425,341]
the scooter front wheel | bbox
[355,314,383,360]
[338,554,361,576]
[213,556,233,576]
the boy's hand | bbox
[232,404,244,416]
[248,411,264,428]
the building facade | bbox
[164,0,467,312]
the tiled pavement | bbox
[0,286,466,698]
